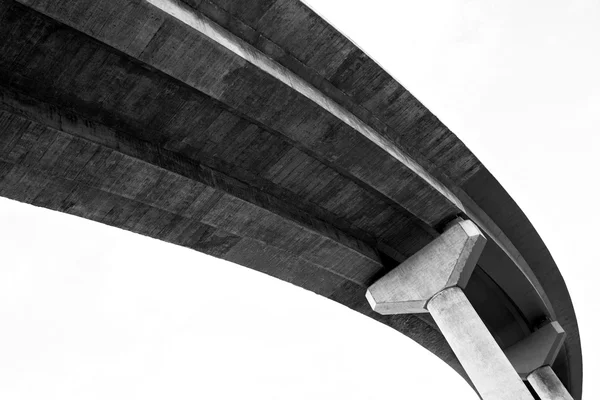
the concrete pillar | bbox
[505,322,573,400]
[528,366,574,400]
[428,287,533,400]
[366,219,533,400]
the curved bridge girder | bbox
[0,0,581,398]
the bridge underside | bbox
[0,1,581,398]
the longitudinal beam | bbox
[14,0,460,227]
[12,0,555,329]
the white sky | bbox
[1,0,598,399]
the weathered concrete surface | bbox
[529,366,574,400]
[506,322,566,379]
[0,0,581,397]
[366,219,486,314]
[429,288,533,400]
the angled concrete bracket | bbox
[366,218,486,314]
[506,321,573,400]
[366,219,534,400]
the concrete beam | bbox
[0,86,383,285]
[13,0,460,227]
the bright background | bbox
[0,0,598,398]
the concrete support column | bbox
[428,287,533,400]
[528,366,574,400]
[366,219,533,400]
[506,322,573,400]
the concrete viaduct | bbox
[0,1,581,399]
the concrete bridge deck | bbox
[0,1,581,398]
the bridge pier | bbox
[506,322,573,400]
[366,219,533,400]
[528,366,574,400]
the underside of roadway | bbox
[0,0,581,398]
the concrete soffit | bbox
[147,0,554,319]
[14,0,555,332]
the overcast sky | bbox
[1,0,598,399]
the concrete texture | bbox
[529,366,574,400]
[506,322,566,379]
[0,0,581,397]
[366,219,486,314]
[428,288,533,400]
